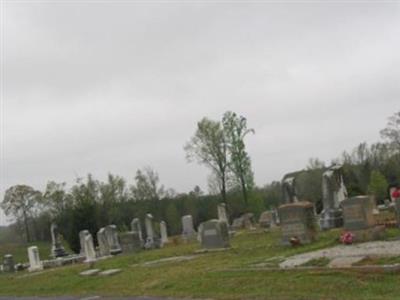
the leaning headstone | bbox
[319,165,347,230]
[97,227,110,257]
[3,254,15,272]
[217,203,229,224]
[282,176,299,204]
[84,233,97,262]
[241,213,255,229]
[160,221,169,244]
[50,223,68,258]
[27,246,43,272]
[259,210,274,228]
[231,217,244,230]
[79,230,90,255]
[131,218,143,242]
[199,219,230,249]
[119,232,142,253]
[278,201,317,245]
[104,225,122,255]
[342,195,385,242]
[182,215,196,242]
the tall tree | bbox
[42,181,72,217]
[184,118,229,202]
[222,111,255,205]
[380,111,400,152]
[368,170,388,202]
[130,167,165,201]
[1,185,42,242]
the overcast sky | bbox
[1,1,399,225]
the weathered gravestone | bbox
[160,221,169,244]
[28,246,43,272]
[282,176,299,204]
[217,203,229,224]
[79,230,90,255]
[131,218,143,243]
[182,215,196,242]
[119,232,142,253]
[232,213,255,230]
[320,164,347,230]
[104,225,122,255]
[3,254,15,272]
[144,214,161,249]
[84,233,97,262]
[259,210,274,228]
[50,223,68,258]
[278,201,317,245]
[97,228,110,257]
[199,219,230,249]
[342,195,385,242]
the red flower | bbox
[341,231,354,245]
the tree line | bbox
[1,111,399,252]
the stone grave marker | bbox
[160,221,169,244]
[27,246,43,272]
[182,215,196,242]
[319,164,347,230]
[3,254,15,272]
[79,230,90,255]
[199,219,230,249]
[119,232,142,253]
[259,210,274,228]
[278,201,317,245]
[97,227,110,257]
[282,176,299,204]
[217,203,229,224]
[84,233,97,262]
[104,225,122,255]
[50,223,68,258]
[342,195,385,242]
[131,218,143,242]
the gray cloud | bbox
[1,1,400,224]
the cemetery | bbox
[1,165,400,299]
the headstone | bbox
[232,213,255,230]
[160,221,169,244]
[79,230,90,255]
[282,176,299,204]
[27,246,43,272]
[3,254,15,272]
[217,203,229,224]
[278,201,317,245]
[131,218,143,242]
[97,227,110,257]
[119,232,142,253]
[144,213,161,249]
[84,233,96,262]
[50,223,68,258]
[259,210,274,228]
[199,219,230,249]
[319,165,347,230]
[342,195,385,242]
[104,225,122,255]
[182,215,196,242]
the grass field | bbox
[1,228,400,300]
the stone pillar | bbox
[79,230,90,255]
[27,246,43,272]
[144,213,155,249]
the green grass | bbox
[1,228,400,299]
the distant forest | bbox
[1,111,399,253]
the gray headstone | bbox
[217,203,229,224]
[84,233,96,262]
[320,164,347,230]
[342,196,376,231]
[97,227,110,257]
[130,218,143,242]
[259,210,273,228]
[199,219,230,249]
[160,221,169,245]
[27,246,43,272]
[3,254,15,272]
[182,215,196,242]
[50,223,68,258]
[104,225,122,255]
[119,231,142,253]
[79,230,90,255]
[278,201,317,245]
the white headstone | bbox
[131,218,143,241]
[144,213,155,248]
[160,221,169,244]
[79,230,90,255]
[84,233,97,262]
[104,225,122,255]
[217,203,229,224]
[28,246,43,272]
[97,228,110,257]
[182,215,196,241]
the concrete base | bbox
[350,225,386,243]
